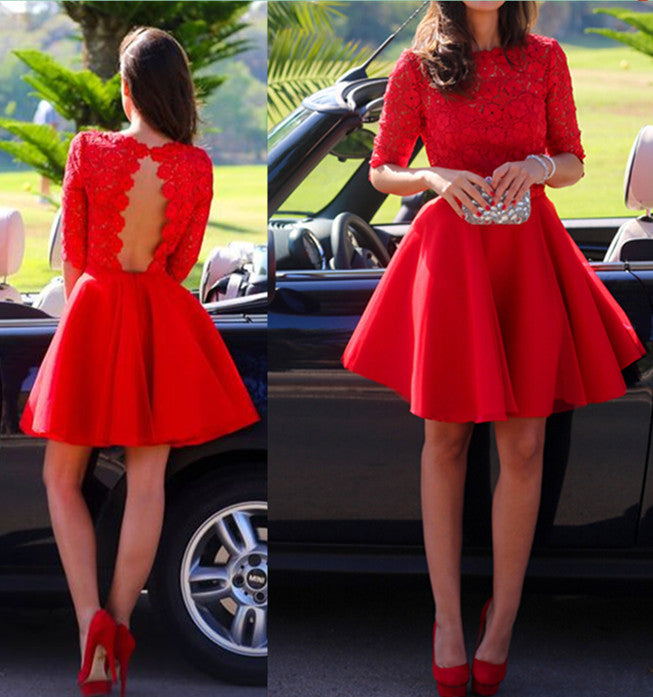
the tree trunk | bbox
[62,3,130,79]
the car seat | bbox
[0,207,26,304]
[32,207,66,316]
[603,125,653,262]
[200,241,267,303]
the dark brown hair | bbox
[412,1,539,95]
[119,27,198,144]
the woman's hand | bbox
[423,167,494,219]
[490,153,585,203]
[370,164,492,217]
[490,158,546,208]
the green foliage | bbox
[60,1,250,86]
[15,49,122,130]
[268,1,345,37]
[0,120,72,180]
[268,1,371,124]
[0,2,255,181]
[587,8,653,57]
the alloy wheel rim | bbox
[180,501,268,657]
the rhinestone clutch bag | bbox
[461,176,531,225]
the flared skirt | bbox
[19,266,260,446]
[342,193,647,423]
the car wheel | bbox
[149,467,267,685]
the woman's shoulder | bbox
[394,48,423,71]
[73,130,208,162]
[388,48,427,85]
[522,33,566,61]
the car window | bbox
[275,121,381,219]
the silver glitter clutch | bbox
[462,177,531,225]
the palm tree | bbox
[0,1,250,185]
[267,1,371,125]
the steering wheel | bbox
[330,212,391,269]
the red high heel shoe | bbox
[471,598,508,696]
[77,609,117,696]
[114,623,136,697]
[432,621,470,697]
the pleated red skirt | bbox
[19,264,260,447]
[342,191,647,423]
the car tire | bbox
[148,466,267,686]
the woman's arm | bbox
[543,152,584,188]
[62,261,83,301]
[371,163,494,219]
[490,152,584,206]
[60,132,88,299]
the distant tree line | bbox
[331,1,653,50]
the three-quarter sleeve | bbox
[60,132,89,270]
[545,39,585,162]
[369,49,425,169]
[166,151,214,284]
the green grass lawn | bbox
[354,44,653,224]
[1,164,265,292]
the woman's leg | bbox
[105,444,170,627]
[422,419,475,667]
[42,439,97,661]
[474,416,546,664]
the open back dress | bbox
[342,35,646,423]
[19,129,260,446]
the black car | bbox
[268,71,653,581]
[0,222,268,686]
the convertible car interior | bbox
[271,110,653,273]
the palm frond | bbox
[268,28,370,123]
[268,1,346,40]
[587,8,653,58]
[0,120,72,181]
[586,27,653,57]
[14,49,122,128]
[593,7,653,35]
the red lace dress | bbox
[342,35,646,422]
[19,129,260,446]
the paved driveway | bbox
[269,573,653,696]
[0,596,265,697]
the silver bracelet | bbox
[543,153,556,180]
[526,155,551,184]
[526,154,555,184]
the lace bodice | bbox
[369,34,585,191]
[60,129,213,283]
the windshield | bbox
[268,106,313,150]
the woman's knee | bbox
[497,425,545,474]
[423,420,474,464]
[42,441,89,493]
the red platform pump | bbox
[114,623,136,697]
[432,621,470,697]
[471,598,508,696]
[77,609,117,696]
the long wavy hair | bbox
[412,1,539,95]
[119,27,198,144]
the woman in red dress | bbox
[19,27,259,696]
[342,2,646,695]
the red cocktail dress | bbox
[342,35,646,423]
[20,130,260,446]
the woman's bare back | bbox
[117,152,168,272]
